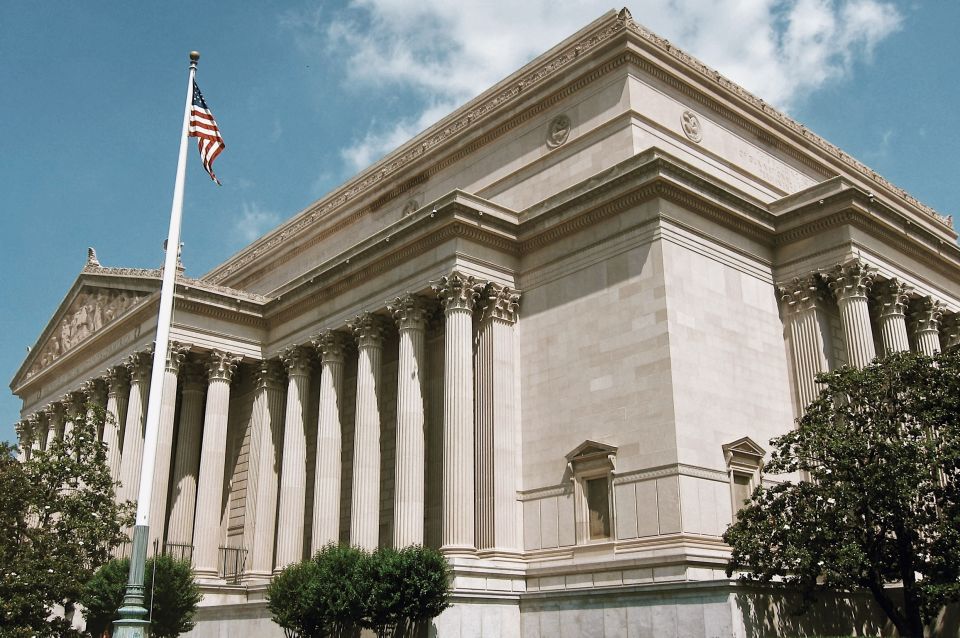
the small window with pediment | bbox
[566,440,617,543]
[722,437,765,521]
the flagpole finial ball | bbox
[190,51,200,62]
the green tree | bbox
[363,546,451,637]
[0,403,133,638]
[80,555,202,638]
[724,350,960,638]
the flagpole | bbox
[114,50,199,638]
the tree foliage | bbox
[724,350,960,638]
[0,404,133,638]
[80,555,202,638]
[267,544,451,638]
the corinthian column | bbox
[118,350,152,505]
[28,413,43,457]
[310,331,349,552]
[825,260,876,368]
[912,297,944,356]
[778,275,832,412]
[80,379,107,440]
[875,279,911,355]
[348,312,388,551]
[475,283,521,552]
[245,360,286,579]
[275,346,313,568]
[148,341,190,549]
[44,404,63,449]
[432,270,483,553]
[193,351,241,579]
[15,421,29,462]
[388,295,429,548]
[941,314,960,352]
[166,364,206,549]
[103,367,130,484]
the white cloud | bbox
[286,0,902,171]
[234,202,281,244]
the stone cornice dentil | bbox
[311,330,351,365]
[207,351,241,383]
[387,293,430,331]
[875,279,912,318]
[347,312,389,349]
[432,270,485,313]
[824,260,875,302]
[777,274,826,316]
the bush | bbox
[267,545,451,638]
[80,555,202,638]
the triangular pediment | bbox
[13,264,160,388]
[722,437,765,462]
[565,440,618,462]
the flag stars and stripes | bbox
[188,81,225,185]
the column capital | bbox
[124,350,153,383]
[348,312,389,349]
[105,366,130,397]
[253,359,286,391]
[941,313,960,350]
[388,293,430,331]
[15,420,30,445]
[207,351,241,383]
[777,274,826,316]
[281,345,313,377]
[181,362,208,393]
[824,259,875,302]
[311,330,351,364]
[41,403,60,421]
[875,278,912,318]
[59,392,83,416]
[431,270,484,313]
[26,412,42,429]
[80,378,108,406]
[166,341,191,374]
[479,283,521,324]
[911,297,944,333]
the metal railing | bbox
[218,546,247,584]
[163,542,194,563]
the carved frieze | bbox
[26,287,149,380]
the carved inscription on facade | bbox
[27,289,148,378]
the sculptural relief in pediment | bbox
[26,288,150,379]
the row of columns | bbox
[15,269,522,579]
[779,258,959,410]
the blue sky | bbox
[2,1,958,445]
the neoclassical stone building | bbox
[11,9,960,637]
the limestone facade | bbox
[11,8,960,637]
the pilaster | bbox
[347,312,389,551]
[432,270,484,553]
[310,331,350,552]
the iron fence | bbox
[218,546,247,584]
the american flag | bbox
[188,81,225,184]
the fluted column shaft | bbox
[311,332,349,552]
[826,260,876,368]
[433,271,483,553]
[44,405,62,450]
[118,352,152,505]
[166,365,207,547]
[389,296,428,548]
[28,414,43,456]
[193,352,240,578]
[779,276,831,412]
[104,368,130,485]
[246,360,286,578]
[148,342,189,549]
[275,346,312,569]
[349,313,387,551]
[475,284,521,552]
[876,279,911,355]
[913,297,944,356]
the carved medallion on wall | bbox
[546,115,571,148]
[681,110,703,143]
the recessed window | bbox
[586,476,611,540]
[722,437,765,523]
[731,472,753,520]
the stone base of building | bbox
[181,579,960,637]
